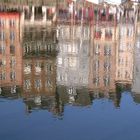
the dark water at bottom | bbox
[0,91,140,140]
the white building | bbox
[56,25,90,88]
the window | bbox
[118,71,120,78]
[119,58,125,65]
[93,77,99,86]
[83,27,90,39]
[34,96,41,105]
[9,19,15,27]
[58,57,62,65]
[104,61,110,71]
[67,44,76,54]
[10,71,16,80]
[46,63,53,73]
[94,60,99,71]
[10,45,15,54]
[35,44,40,53]
[119,45,125,52]
[125,71,129,78]
[0,19,4,27]
[10,31,15,41]
[0,31,5,41]
[35,62,42,74]
[46,80,53,88]
[67,87,77,95]
[68,57,77,67]
[35,79,42,90]
[0,44,5,54]
[95,44,100,55]
[118,58,121,65]
[24,44,31,54]
[10,58,16,68]
[104,45,111,56]
[24,62,31,74]
[127,28,133,37]
[57,74,64,82]
[11,86,16,94]
[0,72,6,80]
[47,44,52,52]
[104,75,110,86]
[2,58,6,66]
[24,79,31,90]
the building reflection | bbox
[0,11,22,98]
[57,24,90,87]
[132,17,140,102]
[116,22,134,84]
[87,17,124,107]
[22,26,57,56]
[57,86,92,107]
[22,5,56,25]
[88,18,118,101]
[89,90,122,108]
[0,3,139,114]
[56,22,92,108]
[22,26,59,115]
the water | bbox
[0,92,140,140]
[0,2,140,140]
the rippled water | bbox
[0,2,140,140]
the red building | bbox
[0,12,22,93]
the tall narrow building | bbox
[0,12,22,96]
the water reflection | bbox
[0,12,22,99]
[0,2,140,118]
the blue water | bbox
[0,92,140,140]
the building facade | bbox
[0,12,22,94]
[88,21,118,94]
[22,26,58,115]
[116,23,135,84]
